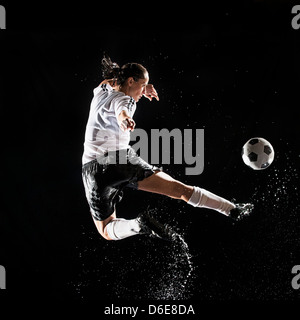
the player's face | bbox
[128,74,149,102]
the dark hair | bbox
[101,54,147,86]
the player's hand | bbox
[120,117,136,132]
[144,84,159,101]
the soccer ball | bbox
[241,137,275,170]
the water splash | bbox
[250,150,299,215]
[145,231,194,300]
[235,149,300,300]
[70,216,195,300]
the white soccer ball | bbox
[241,137,275,170]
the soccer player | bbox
[82,55,253,241]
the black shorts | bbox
[82,148,161,221]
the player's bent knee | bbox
[93,216,114,240]
[98,226,114,241]
[101,231,114,241]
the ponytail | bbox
[101,54,148,86]
[101,54,121,80]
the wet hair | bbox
[101,54,148,86]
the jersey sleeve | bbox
[93,83,112,97]
[113,95,136,118]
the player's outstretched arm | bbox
[117,110,136,132]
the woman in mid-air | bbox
[82,55,253,241]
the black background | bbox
[0,0,300,314]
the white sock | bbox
[105,218,141,240]
[187,186,235,216]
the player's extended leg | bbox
[138,171,235,216]
[138,171,194,201]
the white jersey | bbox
[82,83,136,164]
